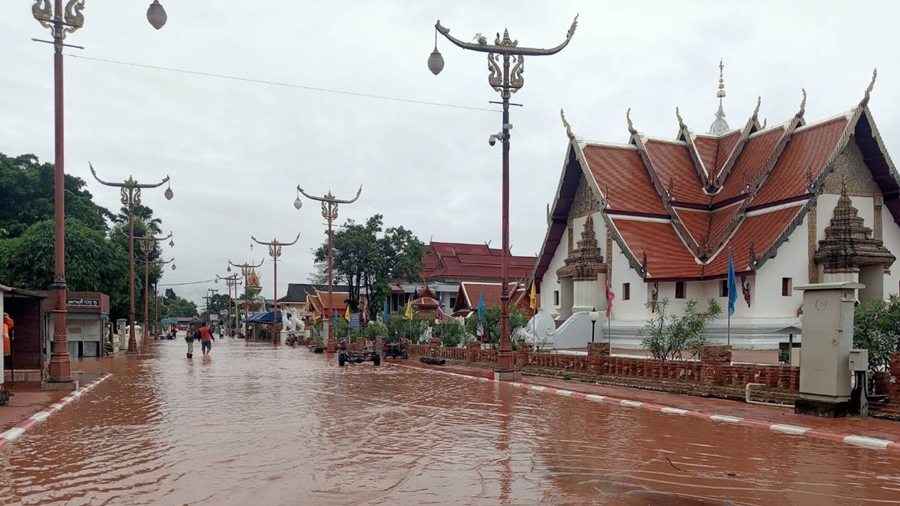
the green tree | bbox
[435,318,468,347]
[639,298,722,361]
[161,296,198,318]
[314,214,423,322]
[0,218,128,317]
[0,153,111,238]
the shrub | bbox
[435,319,467,347]
[639,298,722,361]
[853,295,900,372]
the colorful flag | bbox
[382,298,389,324]
[727,249,737,317]
[605,277,615,318]
[529,281,537,310]
[437,298,445,321]
[344,304,351,322]
[477,289,485,322]
[405,298,414,319]
[332,308,338,326]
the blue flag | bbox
[382,298,389,324]
[477,289,485,322]
[727,249,737,317]
[333,308,339,326]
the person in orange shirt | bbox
[3,312,13,371]
[199,321,215,356]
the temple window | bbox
[553,290,560,306]
[720,280,729,298]
[622,283,631,301]
[782,278,792,297]
[450,297,457,308]
[675,282,686,299]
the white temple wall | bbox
[883,207,900,297]
[753,213,807,318]
[610,239,648,321]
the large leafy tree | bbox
[160,296,199,319]
[314,214,423,321]
[0,153,111,238]
[0,218,129,316]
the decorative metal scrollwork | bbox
[509,54,525,93]
[63,0,86,36]
[487,53,502,92]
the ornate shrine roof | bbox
[536,69,899,283]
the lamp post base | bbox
[41,379,78,392]
[125,349,141,356]
[492,369,521,382]
[325,340,336,353]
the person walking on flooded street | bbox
[199,321,215,356]
[185,323,196,359]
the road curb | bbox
[0,374,111,449]
[394,362,900,454]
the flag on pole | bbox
[382,298,389,324]
[529,281,537,310]
[477,289,485,322]
[332,308,338,326]
[605,277,615,318]
[405,298,414,319]
[727,249,737,317]
[437,298,446,321]
[344,304,351,322]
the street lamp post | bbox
[251,233,301,344]
[90,163,173,354]
[137,231,173,343]
[295,186,362,353]
[589,308,599,344]
[140,255,174,339]
[32,0,167,387]
[428,16,578,378]
[228,258,264,339]
[216,273,241,337]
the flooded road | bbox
[1,338,899,505]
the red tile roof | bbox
[533,94,894,283]
[454,282,524,312]
[582,144,666,215]
[423,241,535,282]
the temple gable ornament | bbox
[557,214,607,280]
[814,182,895,274]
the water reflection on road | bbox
[1,338,899,505]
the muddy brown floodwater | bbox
[1,339,900,505]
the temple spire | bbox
[709,59,730,135]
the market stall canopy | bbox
[248,311,293,324]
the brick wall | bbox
[872,353,900,419]
[408,343,800,401]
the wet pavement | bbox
[1,338,900,505]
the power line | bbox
[67,54,500,113]
[159,279,216,287]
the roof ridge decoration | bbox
[712,96,762,190]
[561,108,575,140]
[709,59,730,135]
[676,106,712,190]
[627,108,704,258]
[860,68,877,108]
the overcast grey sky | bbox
[3,1,899,306]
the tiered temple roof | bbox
[423,241,535,282]
[536,69,899,283]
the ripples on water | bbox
[1,339,899,505]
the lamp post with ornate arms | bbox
[141,255,174,339]
[250,232,301,343]
[216,273,241,337]
[295,186,362,353]
[89,163,172,354]
[137,232,173,341]
[428,16,578,378]
[32,0,168,387]
[228,258,264,339]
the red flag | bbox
[605,278,615,318]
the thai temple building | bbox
[533,63,899,349]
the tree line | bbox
[0,153,196,322]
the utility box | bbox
[793,281,864,417]
[848,349,869,372]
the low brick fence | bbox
[408,341,800,402]
[873,353,900,419]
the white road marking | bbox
[770,424,809,435]
[844,435,893,450]
[710,415,742,423]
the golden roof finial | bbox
[717,59,726,99]
[675,106,686,130]
[626,108,637,136]
[753,96,761,119]
[796,88,807,119]
[860,68,877,108]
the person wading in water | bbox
[199,321,215,356]
[185,323,197,359]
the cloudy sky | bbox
[3,1,899,306]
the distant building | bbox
[390,241,536,314]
